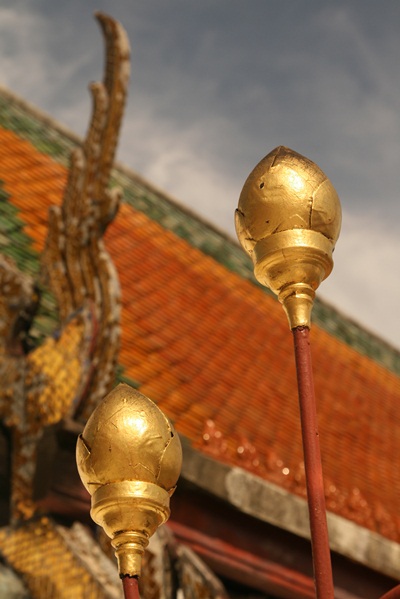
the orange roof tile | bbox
[1,126,400,543]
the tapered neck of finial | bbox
[279,282,315,329]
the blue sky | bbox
[0,0,399,348]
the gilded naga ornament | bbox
[0,12,130,522]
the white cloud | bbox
[119,94,241,230]
[320,211,400,349]
[0,6,97,133]
[0,8,48,94]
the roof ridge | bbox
[0,84,399,374]
[0,84,82,146]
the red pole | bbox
[122,576,140,599]
[380,585,400,599]
[292,326,334,599]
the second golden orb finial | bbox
[235,146,341,328]
[76,383,182,577]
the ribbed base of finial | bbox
[90,481,171,577]
[252,229,334,329]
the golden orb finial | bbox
[235,146,341,328]
[76,383,182,577]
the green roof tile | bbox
[0,182,59,345]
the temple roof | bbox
[0,86,399,553]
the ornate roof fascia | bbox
[180,438,400,581]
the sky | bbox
[0,0,399,349]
